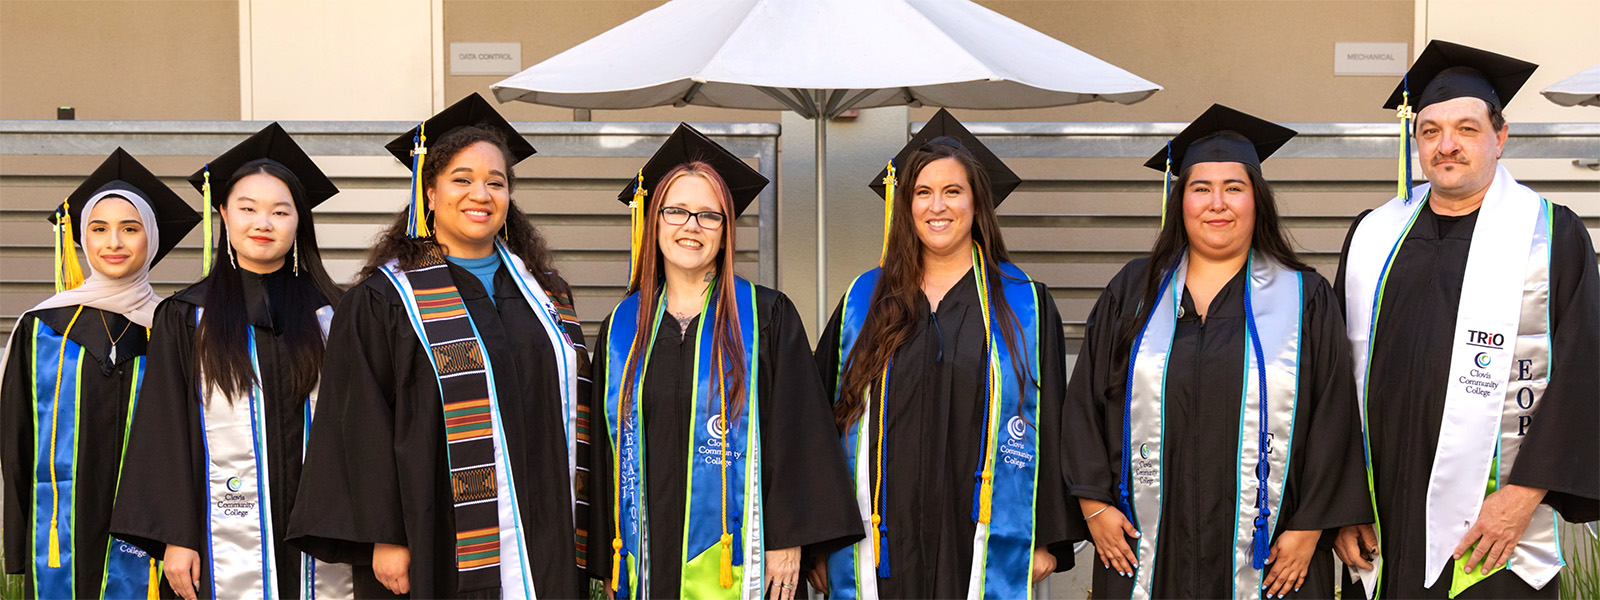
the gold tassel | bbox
[870,513,882,566]
[147,558,159,599]
[628,170,647,288]
[413,124,431,238]
[201,168,213,275]
[610,537,623,593]
[879,161,896,266]
[978,469,994,524]
[719,533,734,589]
[58,200,85,290]
[47,527,61,568]
[1159,151,1172,231]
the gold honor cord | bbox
[201,168,212,275]
[972,243,998,524]
[716,349,734,589]
[879,162,896,266]
[412,124,432,238]
[869,361,889,568]
[46,305,85,567]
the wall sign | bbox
[450,42,522,76]
[1334,42,1409,76]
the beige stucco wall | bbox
[0,0,239,120]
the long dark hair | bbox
[195,159,344,404]
[618,162,746,420]
[834,142,1032,431]
[1116,157,1312,351]
[358,125,558,292]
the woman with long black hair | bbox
[287,93,591,599]
[2,149,198,599]
[585,124,859,600]
[110,123,353,599]
[812,109,1080,599]
[1062,104,1371,599]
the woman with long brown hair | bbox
[1061,105,1370,599]
[586,124,859,600]
[812,109,1080,599]
[110,123,353,599]
[286,94,591,599]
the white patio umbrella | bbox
[493,0,1161,324]
[1542,63,1600,107]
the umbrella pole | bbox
[815,114,829,328]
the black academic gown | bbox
[813,269,1082,598]
[2,306,161,599]
[585,286,862,598]
[109,265,329,599]
[286,262,591,599]
[1333,203,1600,599]
[1063,258,1372,599]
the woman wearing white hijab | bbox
[1,148,199,599]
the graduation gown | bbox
[2,306,160,599]
[813,269,1082,598]
[1333,203,1600,599]
[286,261,591,599]
[1063,258,1372,599]
[109,265,331,599]
[585,285,862,597]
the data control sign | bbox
[451,42,522,76]
[1334,42,1409,76]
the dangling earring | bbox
[292,239,300,276]
[226,233,238,269]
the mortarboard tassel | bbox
[408,125,431,238]
[57,199,85,291]
[879,161,896,266]
[201,166,213,275]
[1397,76,1415,203]
[628,170,647,288]
[1159,142,1173,230]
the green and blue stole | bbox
[1343,166,1561,598]
[28,311,159,599]
[826,245,1044,600]
[1118,251,1303,600]
[603,276,763,600]
[194,306,353,599]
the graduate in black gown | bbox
[1063,105,1371,599]
[2,149,198,599]
[1333,42,1598,599]
[286,94,592,599]
[812,110,1081,599]
[110,123,353,600]
[585,124,860,600]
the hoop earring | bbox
[292,239,300,277]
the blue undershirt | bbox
[447,253,501,305]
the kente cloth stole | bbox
[1343,165,1560,598]
[1119,252,1303,600]
[28,314,160,599]
[195,306,354,599]
[602,277,764,600]
[826,253,1044,600]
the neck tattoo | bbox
[672,311,696,335]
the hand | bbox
[765,546,800,600]
[1032,547,1057,582]
[1080,498,1139,577]
[1332,524,1378,570]
[1263,529,1319,597]
[1453,484,1546,574]
[806,554,828,594]
[373,542,411,595]
[162,545,202,600]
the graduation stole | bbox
[26,310,160,600]
[602,276,764,600]
[381,240,580,597]
[826,244,1044,600]
[194,305,354,600]
[1343,165,1560,598]
[1118,251,1303,600]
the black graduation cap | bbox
[1142,104,1297,174]
[867,108,1022,206]
[187,122,338,209]
[50,148,200,267]
[384,92,536,168]
[1382,40,1538,112]
[616,123,768,217]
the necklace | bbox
[100,310,132,363]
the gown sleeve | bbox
[812,302,847,403]
[757,291,862,556]
[110,299,206,557]
[585,315,615,582]
[1032,282,1088,567]
[1279,276,1374,531]
[287,282,408,564]
[1061,263,1134,507]
[2,320,35,574]
[1504,205,1600,522]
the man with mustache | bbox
[1333,41,1598,599]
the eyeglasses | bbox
[659,206,726,230]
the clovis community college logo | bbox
[1475,352,1492,368]
[1139,443,1151,459]
[226,476,243,492]
[1006,416,1027,441]
[705,414,729,440]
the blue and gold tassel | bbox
[1397,75,1415,203]
[407,124,431,238]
